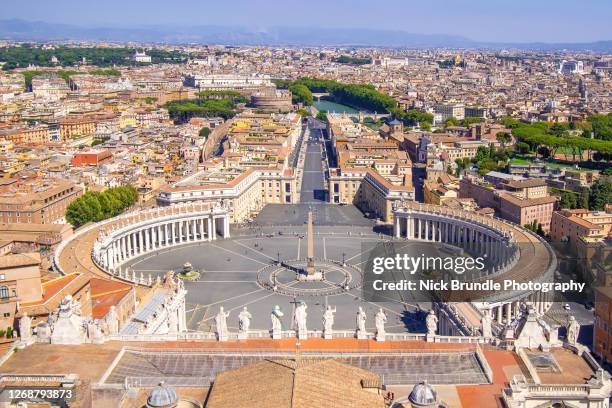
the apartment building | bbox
[550,208,612,256]
[459,176,557,231]
[183,74,272,90]
[0,125,51,145]
[594,287,612,365]
[58,117,97,141]
[329,166,414,222]
[157,167,298,223]
[0,252,43,329]
[0,179,83,224]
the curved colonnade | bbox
[56,200,556,331]
[55,203,230,286]
[393,202,557,327]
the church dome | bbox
[408,381,438,407]
[147,382,178,408]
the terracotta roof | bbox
[0,252,40,269]
[206,358,385,408]
[20,273,90,316]
[500,193,557,208]
[90,278,133,319]
[503,178,547,189]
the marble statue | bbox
[167,307,179,334]
[271,305,284,339]
[51,295,84,345]
[106,305,119,335]
[293,301,308,339]
[35,322,51,343]
[322,305,336,339]
[375,309,387,341]
[215,307,230,341]
[87,320,104,344]
[238,307,252,340]
[426,310,438,337]
[19,312,32,343]
[356,307,367,339]
[566,315,580,345]
[481,309,493,339]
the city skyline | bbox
[2,0,612,44]
[0,6,611,406]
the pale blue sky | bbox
[4,0,611,43]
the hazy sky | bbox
[4,0,612,43]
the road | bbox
[299,126,328,203]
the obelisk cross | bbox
[306,207,315,275]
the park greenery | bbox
[439,116,485,128]
[199,127,211,138]
[316,110,329,122]
[66,185,138,228]
[274,78,397,113]
[390,108,433,128]
[587,113,612,141]
[506,119,612,162]
[289,83,313,105]
[295,108,311,117]
[524,220,545,236]
[333,55,372,65]
[195,90,247,101]
[555,180,611,211]
[165,91,247,123]
[0,45,187,70]
[455,144,511,177]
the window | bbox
[0,286,9,298]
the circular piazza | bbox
[55,198,556,335]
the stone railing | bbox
[102,330,481,343]
[475,345,494,384]
[0,373,77,385]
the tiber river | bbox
[314,100,359,114]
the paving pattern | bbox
[123,127,427,333]
[125,226,426,333]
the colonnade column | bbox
[394,216,400,238]
[224,216,230,239]
[407,216,412,239]
[208,217,215,240]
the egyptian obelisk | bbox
[306,208,315,275]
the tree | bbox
[66,185,138,227]
[549,123,569,137]
[537,146,551,158]
[496,132,512,149]
[316,110,328,122]
[420,121,432,131]
[461,117,483,127]
[588,113,612,141]
[444,117,458,128]
[559,191,577,209]
[578,188,590,209]
[289,83,313,105]
[516,141,530,154]
[296,108,311,117]
[501,116,521,129]
[475,146,490,162]
[589,179,612,211]
[199,127,211,138]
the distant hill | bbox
[0,19,610,51]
